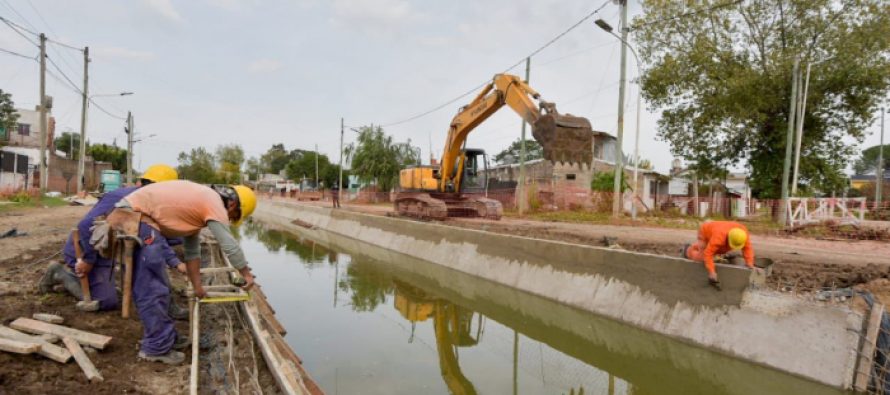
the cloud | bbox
[204,0,257,11]
[93,46,156,62]
[329,0,421,35]
[247,59,283,73]
[144,0,183,22]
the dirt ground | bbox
[0,204,280,394]
[293,199,890,296]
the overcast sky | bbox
[0,0,885,174]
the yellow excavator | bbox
[396,73,594,220]
[394,282,480,395]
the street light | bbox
[595,18,644,219]
[132,133,157,172]
[78,91,134,195]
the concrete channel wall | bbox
[255,200,864,390]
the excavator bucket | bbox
[531,105,594,167]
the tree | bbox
[216,144,245,184]
[346,125,419,192]
[0,89,19,145]
[177,147,218,183]
[285,151,330,186]
[494,138,543,165]
[245,156,261,182]
[633,0,890,198]
[54,132,83,159]
[591,171,628,192]
[88,143,127,172]
[259,144,290,175]
[853,144,890,175]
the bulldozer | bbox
[395,73,593,220]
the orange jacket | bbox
[698,221,754,274]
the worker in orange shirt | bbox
[683,220,757,285]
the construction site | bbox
[2,0,890,394]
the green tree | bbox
[88,143,127,172]
[245,156,261,181]
[176,147,218,183]
[215,143,245,184]
[633,0,890,198]
[494,138,543,165]
[346,125,418,192]
[53,132,83,159]
[0,89,19,144]
[285,151,332,187]
[590,171,628,192]
[260,143,290,175]
[853,144,890,175]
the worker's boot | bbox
[138,350,185,365]
[172,334,191,350]
[38,262,83,299]
[76,300,100,312]
[167,297,189,321]
[680,244,691,259]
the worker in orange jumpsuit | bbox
[683,221,757,284]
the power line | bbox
[0,15,38,46]
[0,0,38,35]
[379,0,612,128]
[0,46,35,60]
[89,99,127,120]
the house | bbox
[1,106,112,193]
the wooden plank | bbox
[199,267,237,274]
[10,318,112,350]
[0,337,40,354]
[0,325,71,363]
[854,303,884,392]
[203,285,240,292]
[63,337,103,382]
[32,313,64,324]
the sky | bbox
[0,0,885,175]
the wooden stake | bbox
[10,318,112,350]
[189,301,200,395]
[63,337,103,382]
[0,337,40,354]
[855,303,884,392]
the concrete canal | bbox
[240,221,846,395]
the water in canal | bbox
[238,221,844,395]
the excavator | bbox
[396,73,594,220]
[394,281,481,395]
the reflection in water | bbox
[242,222,841,395]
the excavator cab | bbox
[457,149,489,194]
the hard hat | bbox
[231,185,257,226]
[141,164,178,183]
[728,227,747,250]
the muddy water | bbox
[240,222,846,395]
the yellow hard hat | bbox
[728,227,747,250]
[231,185,257,226]
[141,164,178,183]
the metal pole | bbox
[38,33,47,193]
[612,0,628,217]
[77,47,89,194]
[315,143,319,188]
[126,112,133,185]
[791,62,810,196]
[518,57,530,215]
[780,58,800,223]
[878,108,885,206]
[339,117,344,191]
[631,73,641,219]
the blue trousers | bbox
[63,255,119,311]
[132,223,177,356]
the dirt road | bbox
[293,199,890,292]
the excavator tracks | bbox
[394,193,502,221]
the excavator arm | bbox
[438,73,593,192]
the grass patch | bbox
[0,196,68,212]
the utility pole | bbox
[878,108,885,207]
[77,47,89,194]
[38,33,47,193]
[791,62,811,196]
[339,118,344,191]
[315,143,319,188]
[780,58,800,224]
[611,0,628,217]
[518,57,531,216]
[126,111,134,185]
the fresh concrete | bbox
[255,200,864,390]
